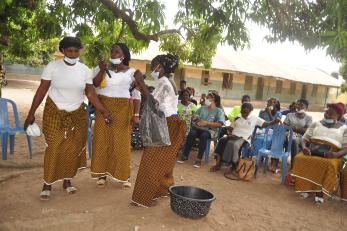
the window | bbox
[244,75,253,90]
[222,73,233,89]
[201,70,210,86]
[290,82,296,95]
[275,80,283,93]
[311,85,318,97]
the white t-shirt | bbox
[93,67,135,98]
[231,115,265,140]
[132,89,141,100]
[152,76,178,117]
[41,59,93,112]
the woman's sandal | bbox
[40,190,51,201]
[299,192,310,199]
[314,196,324,204]
[122,181,132,189]
[65,186,77,194]
[96,178,106,188]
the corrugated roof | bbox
[132,42,343,87]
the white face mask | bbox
[151,65,160,81]
[205,100,212,106]
[109,58,122,65]
[297,109,306,113]
[151,71,159,81]
[64,56,79,65]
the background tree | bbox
[0,0,345,72]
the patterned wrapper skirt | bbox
[292,152,342,196]
[341,166,347,201]
[42,97,87,185]
[90,96,133,182]
[132,116,186,207]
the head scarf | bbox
[327,103,345,117]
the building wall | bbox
[181,67,334,108]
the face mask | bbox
[64,56,79,65]
[151,71,159,81]
[323,118,335,125]
[109,58,122,65]
[268,106,273,111]
[297,109,306,113]
[205,100,212,106]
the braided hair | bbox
[152,54,179,74]
[59,36,83,52]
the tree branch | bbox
[99,0,180,42]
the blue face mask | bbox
[323,118,335,125]
[151,65,160,81]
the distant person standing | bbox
[178,80,186,100]
[24,37,111,200]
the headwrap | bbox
[153,54,179,74]
[59,37,83,52]
[114,43,131,66]
[327,103,346,116]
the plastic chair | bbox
[257,124,293,184]
[0,98,32,160]
[203,128,221,163]
[85,104,95,159]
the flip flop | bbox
[65,186,77,194]
[122,181,132,189]
[40,190,51,201]
[314,196,324,204]
[96,178,106,188]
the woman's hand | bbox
[324,152,336,158]
[98,60,107,72]
[303,147,311,156]
[101,110,112,124]
[132,115,140,125]
[24,114,35,130]
[197,120,208,127]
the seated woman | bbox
[177,92,225,168]
[210,102,280,173]
[284,99,312,168]
[281,101,297,116]
[177,89,198,135]
[259,97,282,122]
[259,97,282,172]
[291,103,347,203]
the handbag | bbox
[224,156,256,181]
[309,143,331,157]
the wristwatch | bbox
[134,113,140,117]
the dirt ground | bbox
[0,76,346,231]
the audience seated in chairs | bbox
[291,103,347,203]
[283,99,312,169]
[177,92,225,168]
[210,102,280,175]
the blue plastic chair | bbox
[85,104,95,159]
[257,124,293,184]
[203,128,221,163]
[0,98,32,160]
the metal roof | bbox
[132,42,343,87]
